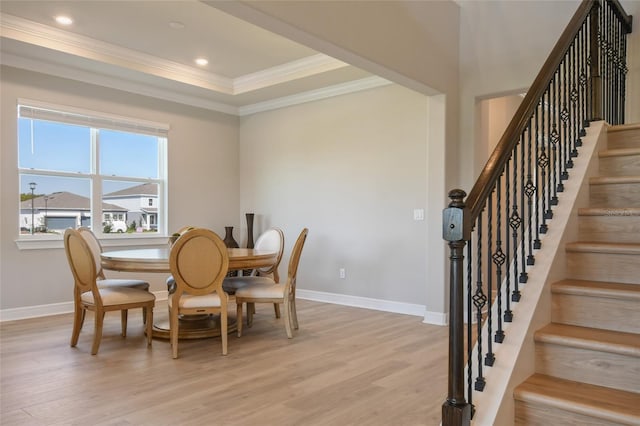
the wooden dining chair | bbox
[168,228,230,358]
[166,225,196,294]
[78,226,151,324]
[235,228,308,339]
[64,228,155,355]
[223,227,285,318]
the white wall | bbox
[238,84,440,314]
[0,66,240,312]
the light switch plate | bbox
[413,209,425,221]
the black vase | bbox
[223,226,239,248]
[246,213,255,249]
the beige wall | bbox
[459,0,640,190]
[0,66,240,310]
[239,84,433,308]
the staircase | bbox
[514,124,640,425]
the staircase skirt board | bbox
[514,374,640,425]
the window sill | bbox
[15,234,169,250]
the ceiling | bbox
[0,1,381,115]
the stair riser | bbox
[590,182,640,208]
[552,294,640,333]
[535,343,639,393]
[578,216,640,243]
[608,131,640,150]
[515,400,625,426]
[566,252,640,284]
[599,154,640,176]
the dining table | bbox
[101,246,278,340]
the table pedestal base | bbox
[152,314,237,340]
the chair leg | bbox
[247,302,254,328]
[121,309,128,337]
[283,298,293,339]
[145,306,153,347]
[273,303,281,318]
[221,311,228,356]
[70,305,84,347]
[291,298,299,330]
[170,307,179,359]
[91,311,105,355]
[236,302,243,337]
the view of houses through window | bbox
[18,102,167,236]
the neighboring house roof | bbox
[104,182,157,197]
[141,207,158,213]
[20,192,126,212]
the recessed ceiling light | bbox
[168,21,185,30]
[195,58,208,66]
[54,15,73,26]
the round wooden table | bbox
[101,247,278,339]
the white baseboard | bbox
[1,289,448,326]
[297,289,448,326]
[0,290,169,322]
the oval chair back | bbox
[286,228,309,298]
[65,228,98,298]
[168,228,230,358]
[170,228,229,297]
[253,227,285,278]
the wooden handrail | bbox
[465,0,595,221]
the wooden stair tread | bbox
[599,147,640,157]
[515,373,640,423]
[535,323,640,356]
[578,207,640,216]
[565,241,640,254]
[552,279,640,300]
[590,175,640,185]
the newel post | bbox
[442,189,472,426]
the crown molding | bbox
[238,75,392,116]
[1,13,234,93]
[233,53,348,94]
[1,52,240,115]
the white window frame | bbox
[16,99,170,250]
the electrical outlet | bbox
[339,268,346,279]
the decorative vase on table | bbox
[223,226,239,248]
[244,213,255,276]
[223,226,239,276]
[246,213,255,249]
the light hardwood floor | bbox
[1,299,448,425]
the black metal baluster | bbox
[519,130,528,284]
[540,89,550,233]
[493,176,506,343]
[504,156,513,323]
[473,214,487,392]
[485,195,495,367]
[466,241,473,410]
[534,104,542,249]
[570,39,579,159]
[551,72,561,202]
[620,18,628,123]
[578,23,587,141]
[510,141,522,301]
[525,123,535,266]
[561,57,571,179]
[545,85,555,220]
